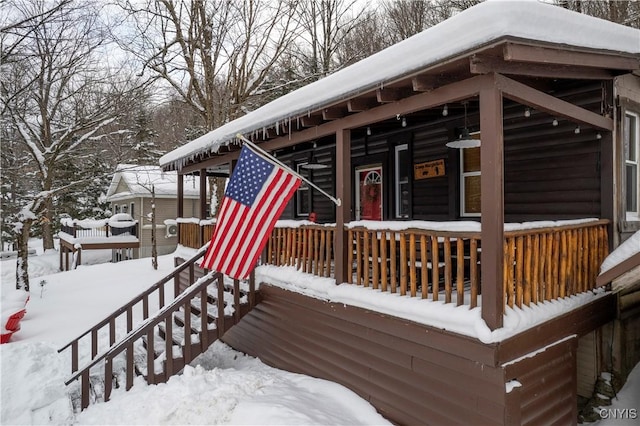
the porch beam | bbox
[260,74,492,152]
[470,55,615,80]
[503,43,640,70]
[480,82,504,331]
[334,129,352,285]
[376,88,401,103]
[495,74,613,130]
[322,107,346,120]
[412,75,438,92]
[175,74,493,172]
[347,98,374,112]
[301,115,323,127]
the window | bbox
[625,111,639,219]
[394,144,409,218]
[460,146,481,217]
[121,204,128,214]
[114,204,121,214]
[130,202,135,219]
[296,162,310,216]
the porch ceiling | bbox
[161,2,640,174]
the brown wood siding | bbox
[278,144,335,222]
[576,331,598,398]
[411,126,452,220]
[501,82,603,222]
[222,284,507,425]
[504,337,578,426]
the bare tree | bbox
[115,0,299,130]
[336,8,390,67]
[557,1,640,28]
[295,0,366,78]
[1,0,143,288]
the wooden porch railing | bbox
[59,245,257,410]
[348,220,609,309]
[58,246,209,376]
[60,222,139,238]
[178,221,216,249]
[502,219,609,308]
[266,225,335,277]
[348,227,482,307]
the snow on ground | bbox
[2,240,639,425]
[0,248,390,425]
[594,364,640,426]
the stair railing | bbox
[65,271,224,410]
[58,246,208,375]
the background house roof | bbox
[106,164,204,202]
[160,0,640,171]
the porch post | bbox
[480,82,505,330]
[334,129,352,284]
[199,168,207,219]
[600,132,614,251]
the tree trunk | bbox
[15,220,32,292]
[41,195,55,251]
[211,177,226,217]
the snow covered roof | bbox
[106,164,203,201]
[160,1,640,171]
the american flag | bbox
[201,145,301,279]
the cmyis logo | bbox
[599,408,638,420]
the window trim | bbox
[625,110,640,220]
[295,162,310,217]
[460,142,481,218]
[394,144,409,219]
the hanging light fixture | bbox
[442,104,448,116]
[301,142,329,170]
[446,101,481,149]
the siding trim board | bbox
[222,283,616,425]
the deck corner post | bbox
[334,128,352,284]
[177,173,184,242]
[480,81,505,330]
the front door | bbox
[356,166,383,220]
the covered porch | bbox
[161,3,640,331]
[173,69,619,330]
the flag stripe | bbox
[219,168,287,273]
[201,145,301,279]
[229,170,300,277]
[235,173,301,278]
[227,170,296,277]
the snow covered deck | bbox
[58,216,140,270]
[180,218,610,317]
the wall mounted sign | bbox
[414,159,445,180]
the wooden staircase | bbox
[58,247,257,411]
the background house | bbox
[105,164,206,259]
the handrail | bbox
[64,271,222,385]
[58,245,209,362]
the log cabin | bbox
[60,2,640,424]
[159,3,640,423]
